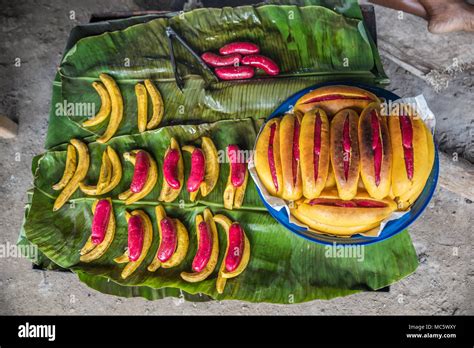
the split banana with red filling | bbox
[148,205,189,271]
[388,109,435,210]
[182,137,219,202]
[118,149,158,205]
[294,85,379,116]
[114,209,153,279]
[80,198,116,262]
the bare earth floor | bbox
[0,0,472,315]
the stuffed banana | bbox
[148,205,189,271]
[114,209,153,279]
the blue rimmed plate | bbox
[254,81,439,246]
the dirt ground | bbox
[0,0,472,315]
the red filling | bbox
[313,112,322,182]
[370,111,383,186]
[91,199,111,245]
[225,223,245,272]
[163,149,181,189]
[309,198,387,208]
[342,117,351,180]
[228,144,246,187]
[157,217,178,262]
[399,115,414,180]
[187,149,205,192]
[292,118,301,186]
[130,151,150,193]
[303,94,372,104]
[128,215,144,262]
[268,123,279,191]
[192,221,213,273]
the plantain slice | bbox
[144,79,164,130]
[97,73,123,143]
[116,209,153,279]
[135,83,148,133]
[119,150,158,205]
[52,144,77,191]
[180,208,219,283]
[79,146,122,196]
[182,145,201,202]
[159,138,184,203]
[213,214,250,294]
[233,171,248,209]
[148,205,189,271]
[223,174,235,210]
[83,81,111,127]
[80,198,116,262]
[53,139,90,211]
[96,150,112,194]
[99,146,123,194]
[200,137,220,197]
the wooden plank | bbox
[0,115,18,139]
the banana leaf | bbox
[20,2,419,303]
[24,116,418,303]
[48,3,385,148]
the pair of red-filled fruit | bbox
[201,42,280,80]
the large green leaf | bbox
[21,2,418,304]
[48,4,385,148]
[25,117,418,303]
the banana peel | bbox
[213,214,250,294]
[119,150,158,205]
[80,198,116,262]
[114,209,153,279]
[158,138,184,203]
[82,81,111,128]
[53,139,90,211]
[135,83,148,133]
[148,205,189,271]
[52,144,77,191]
[223,170,248,210]
[79,146,122,195]
[200,137,220,197]
[144,79,164,130]
[97,73,123,143]
[180,208,219,282]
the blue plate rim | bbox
[254,80,439,246]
